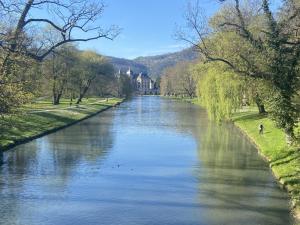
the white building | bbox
[125,68,159,95]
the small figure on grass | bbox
[259,124,264,135]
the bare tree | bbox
[0,0,120,67]
[73,51,114,104]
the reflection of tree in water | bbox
[167,100,292,224]
[1,110,115,179]
[0,110,116,225]
[0,140,40,186]
[168,99,264,169]
[196,122,292,224]
[159,99,208,136]
[0,140,40,225]
[47,110,115,179]
[198,121,257,170]
[175,104,293,224]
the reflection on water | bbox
[0,96,295,225]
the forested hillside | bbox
[108,47,199,79]
[107,56,148,74]
[134,47,198,79]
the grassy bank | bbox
[0,97,123,151]
[232,109,300,219]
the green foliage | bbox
[181,0,300,141]
[117,75,133,97]
[0,82,33,114]
[196,62,244,121]
[42,45,79,105]
[160,61,196,97]
[73,51,116,103]
[0,54,39,114]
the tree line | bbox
[41,46,133,106]
[0,0,132,115]
[161,0,299,144]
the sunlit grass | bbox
[232,110,300,214]
[0,97,123,149]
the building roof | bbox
[137,72,151,80]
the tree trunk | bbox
[76,95,83,104]
[285,126,295,146]
[255,96,266,114]
[53,93,62,105]
[52,81,62,105]
[257,103,266,114]
[76,88,88,104]
[76,79,92,104]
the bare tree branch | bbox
[24,18,64,32]
[0,0,121,66]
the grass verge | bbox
[232,109,300,220]
[0,97,123,151]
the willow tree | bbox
[194,62,244,121]
[177,0,300,143]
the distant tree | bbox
[176,62,197,98]
[116,74,133,97]
[74,51,114,104]
[42,44,78,105]
[160,68,175,96]
[160,61,196,98]
[0,0,120,114]
[155,77,161,90]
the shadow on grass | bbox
[234,112,267,122]
[270,149,300,163]
[35,111,76,122]
[68,108,94,115]
[271,154,300,167]
[270,149,300,188]
[2,112,75,136]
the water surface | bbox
[0,96,294,225]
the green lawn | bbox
[232,109,300,219]
[0,97,123,150]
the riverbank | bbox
[169,96,300,221]
[0,97,123,151]
[231,110,300,220]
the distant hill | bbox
[134,47,199,79]
[107,47,199,79]
[107,56,148,74]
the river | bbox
[0,96,295,225]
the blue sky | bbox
[78,0,221,59]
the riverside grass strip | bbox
[232,110,300,220]
[0,97,123,151]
